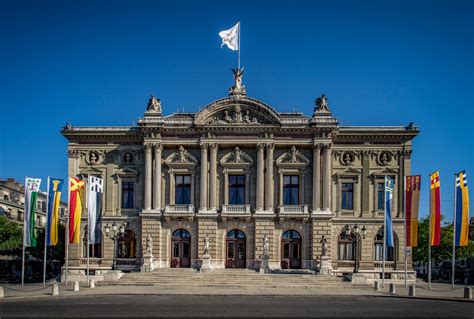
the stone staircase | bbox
[99,268,360,289]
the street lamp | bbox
[105,222,126,270]
[344,224,366,273]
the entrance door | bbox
[171,229,191,268]
[281,230,302,269]
[226,229,246,268]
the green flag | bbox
[24,177,41,247]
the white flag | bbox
[219,22,240,51]
[88,176,103,244]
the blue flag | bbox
[385,176,394,247]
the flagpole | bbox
[382,176,386,289]
[452,173,457,289]
[428,173,432,290]
[65,177,70,286]
[21,177,28,287]
[87,174,90,285]
[238,20,241,70]
[43,177,50,286]
[404,176,408,288]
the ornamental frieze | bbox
[206,104,262,125]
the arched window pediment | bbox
[194,97,281,126]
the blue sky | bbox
[1,0,472,221]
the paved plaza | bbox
[1,294,473,317]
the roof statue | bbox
[146,95,162,113]
[314,94,331,114]
[229,67,246,96]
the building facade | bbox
[61,72,419,277]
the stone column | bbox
[312,144,322,211]
[322,144,331,211]
[200,143,208,210]
[153,144,162,211]
[144,143,153,210]
[265,144,274,211]
[223,169,229,205]
[209,143,218,210]
[256,143,265,211]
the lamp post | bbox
[344,224,366,273]
[105,222,126,270]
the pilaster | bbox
[153,143,162,211]
[144,143,153,211]
[199,143,208,210]
[264,143,274,211]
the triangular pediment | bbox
[164,146,198,167]
[276,146,310,168]
[220,147,254,168]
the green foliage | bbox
[0,215,23,254]
[413,215,474,264]
[29,223,66,265]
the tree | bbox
[0,216,23,255]
[413,215,474,264]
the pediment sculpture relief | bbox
[276,146,310,167]
[165,146,198,165]
[207,104,261,125]
[220,147,253,170]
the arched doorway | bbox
[226,229,246,268]
[281,230,301,269]
[118,230,137,258]
[171,229,191,268]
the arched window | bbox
[172,229,191,238]
[83,227,102,258]
[374,230,396,261]
[118,229,137,258]
[282,230,301,239]
[226,229,246,239]
[338,232,356,260]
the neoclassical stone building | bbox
[62,71,419,277]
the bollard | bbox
[73,281,80,292]
[374,281,380,291]
[52,283,59,296]
[0,286,4,300]
[408,285,416,297]
[89,279,95,289]
[464,287,472,300]
[389,283,396,295]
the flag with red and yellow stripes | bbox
[69,177,85,244]
[429,171,441,246]
[405,175,421,247]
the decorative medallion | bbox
[341,152,355,166]
[378,151,392,166]
[123,152,134,164]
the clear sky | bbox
[1,0,472,221]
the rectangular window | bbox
[283,175,299,205]
[229,175,245,205]
[121,182,134,209]
[377,183,384,210]
[175,175,191,205]
[341,183,354,210]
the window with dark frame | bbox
[229,175,245,205]
[377,182,384,210]
[121,181,134,209]
[341,183,354,210]
[283,175,299,205]
[374,231,394,261]
[338,232,355,260]
[175,175,191,205]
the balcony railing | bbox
[336,260,355,269]
[279,205,309,215]
[221,204,251,215]
[121,208,137,216]
[374,261,396,269]
[339,210,355,217]
[80,258,102,266]
[116,258,140,270]
[164,204,194,214]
